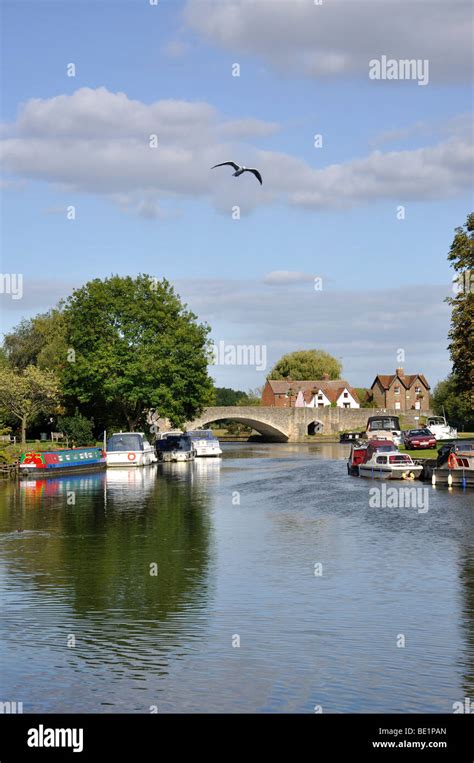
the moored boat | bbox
[352,439,422,480]
[186,429,222,457]
[426,415,458,441]
[156,434,195,462]
[19,447,106,479]
[365,415,402,446]
[106,432,157,467]
[431,440,474,487]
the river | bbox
[0,443,472,713]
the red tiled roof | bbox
[371,373,430,390]
[267,379,359,402]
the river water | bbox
[0,443,472,713]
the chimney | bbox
[396,367,404,377]
[322,373,330,381]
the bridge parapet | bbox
[180,406,433,442]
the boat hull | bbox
[432,468,474,487]
[106,450,157,467]
[358,466,423,480]
[19,447,106,480]
[160,451,195,462]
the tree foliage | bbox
[61,274,215,429]
[0,366,61,443]
[268,349,342,381]
[2,306,67,372]
[432,376,474,430]
[57,411,95,447]
[446,213,474,410]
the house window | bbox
[415,386,421,394]
[318,394,323,400]
[343,403,350,408]
[395,402,401,410]
[394,386,400,395]
[415,401,421,410]
[343,392,348,398]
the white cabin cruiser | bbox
[186,430,222,457]
[426,416,457,441]
[106,432,157,467]
[358,440,422,480]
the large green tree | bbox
[0,365,61,443]
[61,274,214,430]
[267,349,342,380]
[3,306,67,372]
[446,213,474,412]
[432,376,474,429]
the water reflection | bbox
[0,444,473,713]
[0,466,213,705]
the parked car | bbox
[403,428,437,450]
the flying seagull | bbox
[212,161,263,185]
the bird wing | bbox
[211,161,239,171]
[245,168,263,185]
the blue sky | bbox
[1,0,472,390]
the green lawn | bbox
[399,446,438,459]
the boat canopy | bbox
[107,433,144,452]
[367,417,401,431]
[187,430,218,440]
[157,435,193,452]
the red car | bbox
[403,428,437,450]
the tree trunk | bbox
[21,415,27,444]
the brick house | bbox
[370,367,430,411]
[261,378,360,408]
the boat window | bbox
[389,455,412,464]
[107,434,143,452]
[368,418,400,431]
[159,437,192,451]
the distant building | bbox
[370,367,430,411]
[261,377,360,409]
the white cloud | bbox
[162,40,190,59]
[263,271,316,285]
[1,88,472,215]
[175,277,453,388]
[1,273,452,388]
[183,0,472,83]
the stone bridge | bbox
[182,406,430,442]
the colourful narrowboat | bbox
[19,447,106,479]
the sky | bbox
[0,0,473,392]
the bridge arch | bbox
[193,414,288,442]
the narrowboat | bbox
[106,432,157,467]
[156,434,195,462]
[19,447,106,479]
[186,429,222,457]
[431,440,474,487]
